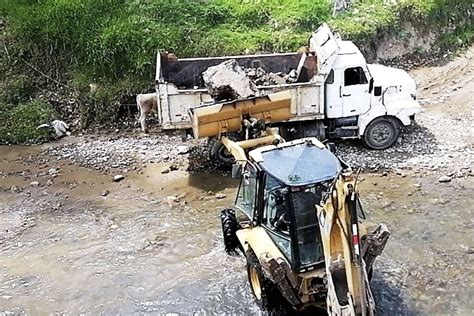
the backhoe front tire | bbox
[246,250,284,312]
[363,117,400,150]
[220,209,240,254]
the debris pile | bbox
[42,133,224,174]
[244,67,292,86]
[202,59,299,100]
[202,59,256,100]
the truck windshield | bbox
[291,183,330,266]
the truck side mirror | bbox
[231,163,242,179]
[369,77,374,93]
[374,86,382,96]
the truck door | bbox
[341,66,371,117]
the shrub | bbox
[0,101,58,144]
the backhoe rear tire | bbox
[220,209,241,254]
[246,249,286,313]
[363,117,400,150]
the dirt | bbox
[1,48,473,314]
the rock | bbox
[169,165,179,171]
[268,73,286,85]
[177,145,190,154]
[10,186,19,192]
[215,193,226,199]
[166,195,180,207]
[202,59,256,100]
[30,181,40,187]
[48,168,59,175]
[161,168,170,174]
[101,190,110,196]
[113,175,125,182]
[438,175,452,183]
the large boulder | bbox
[202,59,257,100]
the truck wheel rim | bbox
[371,123,392,145]
[249,266,262,300]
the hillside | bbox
[0,0,472,143]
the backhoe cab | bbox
[220,136,389,314]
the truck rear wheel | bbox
[209,138,235,168]
[220,209,241,254]
[246,250,285,313]
[363,117,400,150]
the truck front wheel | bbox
[363,117,400,150]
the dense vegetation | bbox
[0,0,472,144]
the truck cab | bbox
[154,23,421,151]
[311,24,420,149]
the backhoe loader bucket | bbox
[191,90,292,139]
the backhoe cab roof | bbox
[249,138,342,186]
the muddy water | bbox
[1,147,473,314]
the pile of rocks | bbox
[202,59,297,100]
[44,134,185,172]
[336,113,472,178]
[202,59,257,100]
[244,67,292,86]
[42,133,226,174]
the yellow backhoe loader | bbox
[191,92,390,314]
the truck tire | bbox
[246,249,284,312]
[220,209,241,254]
[209,138,235,168]
[363,117,400,150]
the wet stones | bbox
[30,181,40,187]
[215,193,226,200]
[438,175,452,183]
[113,175,125,182]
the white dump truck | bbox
[154,23,420,151]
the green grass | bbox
[0,101,58,145]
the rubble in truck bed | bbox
[202,59,298,100]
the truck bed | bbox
[155,51,324,130]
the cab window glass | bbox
[344,67,368,86]
[264,190,290,235]
[236,163,258,219]
[325,69,334,84]
[292,186,325,265]
[268,231,291,260]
